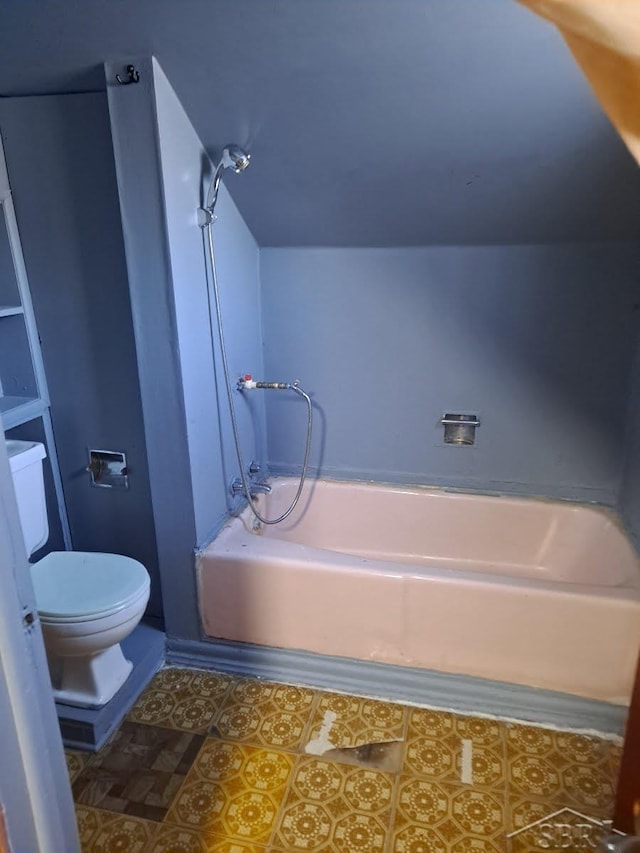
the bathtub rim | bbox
[237,475,638,559]
[243,474,634,528]
[205,508,640,599]
[265,463,620,508]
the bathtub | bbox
[197,478,640,704]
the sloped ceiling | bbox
[1,0,639,246]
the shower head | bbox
[204,144,251,213]
[221,144,251,173]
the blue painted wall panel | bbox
[0,93,163,620]
[261,244,640,503]
[107,56,201,639]
[153,61,264,544]
[106,57,265,637]
[210,184,267,509]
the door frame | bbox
[0,438,78,852]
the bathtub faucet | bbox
[230,478,272,499]
[249,481,272,496]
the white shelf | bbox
[0,396,47,430]
[0,305,24,317]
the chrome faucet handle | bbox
[230,478,245,497]
[248,461,261,476]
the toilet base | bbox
[51,643,133,709]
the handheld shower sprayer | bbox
[200,147,313,525]
[199,144,251,223]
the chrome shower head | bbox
[204,144,251,213]
[221,144,251,173]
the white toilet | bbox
[7,439,150,708]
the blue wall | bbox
[4,60,639,645]
[153,61,264,545]
[0,93,163,620]
[107,57,264,639]
[261,244,640,504]
[3,0,640,250]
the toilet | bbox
[7,439,150,708]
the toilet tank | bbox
[6,439,49,556]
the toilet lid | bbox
[31,552,150,620]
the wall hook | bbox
[116,65,140,86]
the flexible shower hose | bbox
[204,222,313,525]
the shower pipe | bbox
[200,146,313,525]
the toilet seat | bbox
[31,551,150,623]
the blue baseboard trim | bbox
[166,637,626,736]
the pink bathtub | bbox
[197,479,640,704]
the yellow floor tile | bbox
[192,739,295,791]
[164,740,294,845]
[404,707,507,791]
[207,843,267,853]
[505,723,617,817]
[391,774,506,852]
[305,691,407,751]
[127,669,234,734]
[70,668,625,853]
[75,804,156,852]
[146,823,206,853]
[272,754,394,851]
[226,679,317,713]
[214,679,317,751]
[165,782,280,845]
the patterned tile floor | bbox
[66,667,623,852]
